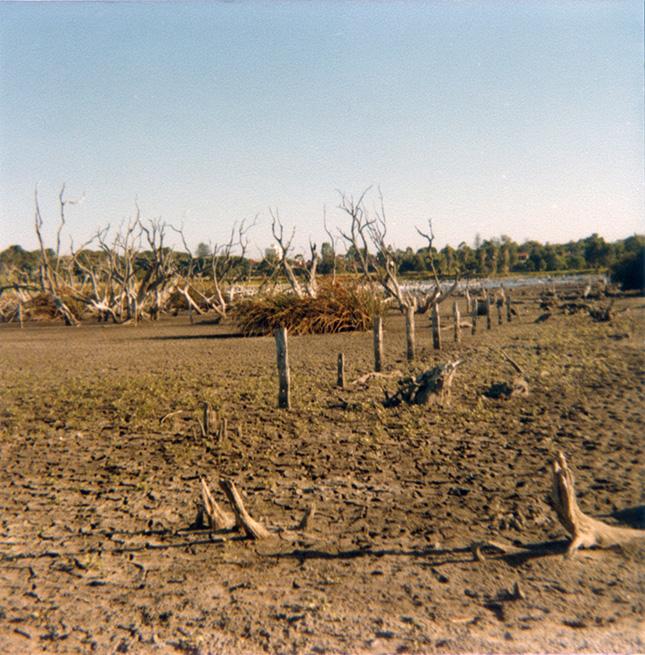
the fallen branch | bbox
[351,370,403,387]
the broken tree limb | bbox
[481,349,529,399]
[219,479,271,539]
[551,452,645,556]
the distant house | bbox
[517,252,529,262]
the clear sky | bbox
[0,0,643,255]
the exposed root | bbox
[551,452,645,556]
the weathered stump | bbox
[373,315,383,372]
[337,352,346,388]
[404,304,416,362]
[431,303,441,350]
[274,327,291,409]
[551,453,645,556]
[452,300,461,343]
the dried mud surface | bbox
[0,290,643,654]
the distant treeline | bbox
[1,232,643,282]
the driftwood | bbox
[383,361,460,407]
[551,452,645,556]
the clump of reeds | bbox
[232,282,383,336]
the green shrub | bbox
[610,248,644,292]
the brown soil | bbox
[0,290,643,654]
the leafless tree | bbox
[33,184,82,325]
[269,209,319,298]
[338,187,458,361]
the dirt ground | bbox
[0,289,643,654]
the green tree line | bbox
[2,232,643,284]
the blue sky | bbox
[0,1,643,254]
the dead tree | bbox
[33,185,82,325]
[338,188,458,363]
[95,211,177,324]
[270,209,319,298]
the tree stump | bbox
[274,327,291,409]
[337,352,346,388]
[431,303,441,350]
[373,315,383,372]
[219,479,271,539]
[551,452,645,556]
[383,360,460,407]
[452,300,461,343]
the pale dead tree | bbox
[68,231,120,323]
[172,217,256,320]
[209,216,256,316]
[337,187,375,282]
[96,216,141,323]
[171,225,205,319]
[269,209,319,298]
[33,184,82,326]
[339,187,458,362]
[95,208,178,324]
[415,219,460,309]
[322,205,338,282]
[138,217,177,320]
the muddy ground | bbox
[0,289,643,654]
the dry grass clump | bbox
[232,283,383,336]
[9,291,85,322]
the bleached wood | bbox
[551,452,645,556]
[219,479,270,539]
